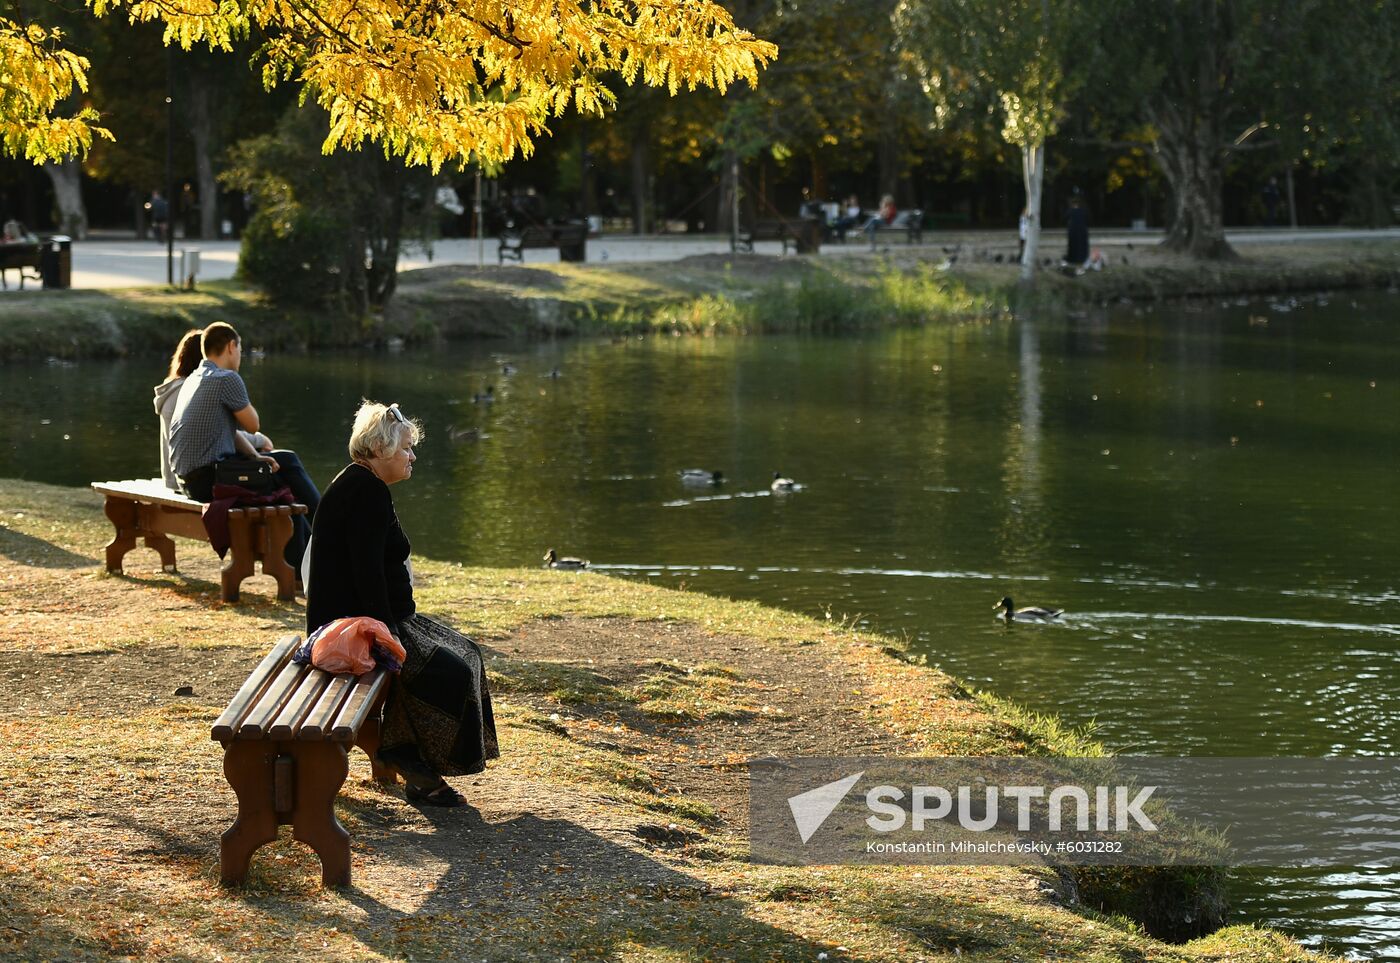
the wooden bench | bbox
[498,222,588,263]
[212,634,396,886]
[91,478,307,602]
[736,218,822,255]
[0,240,42,289]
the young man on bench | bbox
[168,322,321,570]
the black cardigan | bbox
[306,463,415,634]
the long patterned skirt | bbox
[379,613,499,782]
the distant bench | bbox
[91,478,307,602]
[498,222,588,263]
[0,240,41,289]
[211,634,395,886]
[736,219,823,255]
[839,208,924,246]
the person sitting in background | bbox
[155,328,272,491]
[307,400,498,806]
[863,194,897,247]
[834,194,863,238]
[168,322,320,568]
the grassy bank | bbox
[0,477,1326,961]
[2,237,1397,363]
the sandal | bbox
[406,780,467,808]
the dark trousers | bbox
[179,450,321,570]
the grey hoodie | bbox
[153,378,184,490]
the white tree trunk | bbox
[42,159,87,240]
[1018,141,1044,283]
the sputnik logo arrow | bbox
[787,771,864,844]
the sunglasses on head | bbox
[384,403,406,424]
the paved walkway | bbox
[4,227,1398,292]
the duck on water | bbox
[543,549,589,570]
[995,596,1063,622]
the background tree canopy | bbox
[2,0,1396,289]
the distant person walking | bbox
[1065,191,1090,266]
[148,190,169,243]
[1262,177,1281,227]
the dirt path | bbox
[495,616,909,826]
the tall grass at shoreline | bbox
[647,265,1006,334]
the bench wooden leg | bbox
[101,495,139,573]
[219,741,282,885]
[290,742,352,887]
[219,740,354,887]
[221,515,256,603]
[356,716,398,785]
[257,508,299,601]
[144,533,178,572]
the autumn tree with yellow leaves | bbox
[2,0,776,168]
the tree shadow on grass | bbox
[97,793,884,962]
[0,525,94,568]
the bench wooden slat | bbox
[267,670,333,740]
[93,478,203,511]
[299,675,355,740]
[330,670,390,742]
[210,634,301,741]
[237,661,305,739]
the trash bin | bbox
[40,235,72,289]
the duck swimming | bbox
[995,597,1063,622]
[680,469,724,485]
[770,471,798,493]
[543,549,589,571]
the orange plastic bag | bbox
[308,616,407,675]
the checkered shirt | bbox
[168,360,250,477]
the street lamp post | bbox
[165,48,175,287]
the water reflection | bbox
[1,291,1399,955]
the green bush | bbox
[237,206,352,309]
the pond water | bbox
[2,290,1398,956]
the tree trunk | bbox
[1149,104,1237,260]
[1018,141,1045,283]
[187,76,220,240]
[41,160,87,239]
[579,123,597,220]
[367,167,405,309]
[877,128,900,201]
[630,132,651,235]
[810,156,827,201]
[716,149,740,237]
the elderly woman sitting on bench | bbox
[306,400,498,806]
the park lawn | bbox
[0,477,1328,961]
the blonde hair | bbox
[348,399,423,462]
